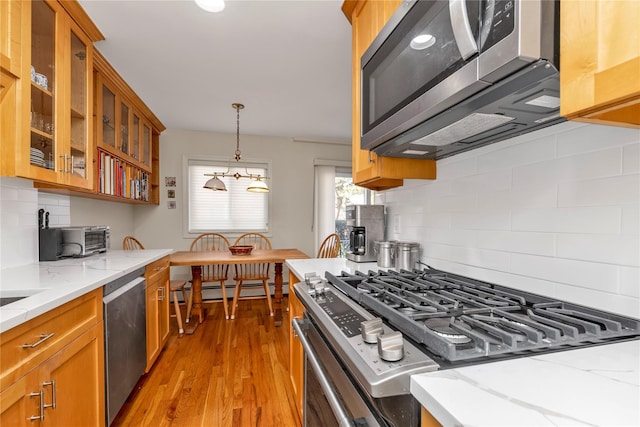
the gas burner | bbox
[398,307,418,315]
[424,318,472,344]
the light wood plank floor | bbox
[112,299,302,427]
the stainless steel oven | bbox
[293,316,386,427]
[293,268,640,427]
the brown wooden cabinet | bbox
[0,289,104,427]
[93,50,164,203]
[1,0,102,190]
[144,256,170,372]
[288,271,304,422]
[342,0,436,191]
[560,0,640,128]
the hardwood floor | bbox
[112,299,302,427]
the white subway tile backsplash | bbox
[477,135,555,173]
[557,234,639,266]
[437,156,477,181]
[619,267,639,299]
[428,228,476,247]
[558,174,640,207]
[382,123,639,316]
[623,143,640,174]
[555,284,640,319]
[425,243,510,271]
[510,253,618,291]
[513,148,622,188]
[0,178,38,268]
[621,206,639,235]
[37,193,71,227]
[427,194,476,213]
[450,210,511,230]
[556,124,640,157]
[477,230,555,257]
[512,207,621,234]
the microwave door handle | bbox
[292,318,353,427]
[449,0,478,60]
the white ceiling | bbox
[78,0,353,142]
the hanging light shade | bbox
[247,177,269,193]
[203,103,270,193]
[203,175,227,191]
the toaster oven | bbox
[60,226,110,257]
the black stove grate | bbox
[326,268,640,362]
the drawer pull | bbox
[29,390,45,421]
[22,333,55,349]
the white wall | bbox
[69,196,135,250]
[131,128,351,255]
[378,121,640,318]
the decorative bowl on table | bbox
[229,245,253,255]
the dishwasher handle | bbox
[292,318,354,427]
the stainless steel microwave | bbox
[60,225,110,257]
[361,0,564,160]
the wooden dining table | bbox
[170,248,308,333]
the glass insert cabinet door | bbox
[30,0,56,173]
[69,28,88,180]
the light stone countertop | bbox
[0,249,173,333]
[285,258,640,427]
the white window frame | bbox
[183,154,271,237]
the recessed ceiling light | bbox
[195,0,225,13]
[410,34,435,50]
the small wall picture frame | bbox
[167,189,175,199]
[165,176,176,187]
[168,201,176,209]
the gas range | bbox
[294,267,640,398]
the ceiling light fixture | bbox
[203,103,270,193]
[195,0,225,13]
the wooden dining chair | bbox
[122,236,191,334]
[231,232,273,319]
[317,233,341,258]
[190,232,232,320]
[123,235,144,250]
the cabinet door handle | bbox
[22,333,55,349]
[43,380,56,409]
[29,390,45,421]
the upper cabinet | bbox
[561,0,640,128]
[4,0,103,190]
[93,51,164,203]
[342,0,436,191]
[1,0,164,204]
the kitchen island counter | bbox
[0,249,172,333]
[285,258,640,427]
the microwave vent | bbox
[412,113,515,147]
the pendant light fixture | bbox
[203,103,270,193]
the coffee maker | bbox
[345,204,385,262]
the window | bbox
[313,161,371,255]
[186,157,269,233]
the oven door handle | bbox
[292,318,354,427]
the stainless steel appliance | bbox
[103,269,147,426]
[346,205,385,263]
[60,225,110,257]
[361,0,564,160]
[293,267,640,426]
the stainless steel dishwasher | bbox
[103,268,147,426]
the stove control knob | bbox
[377,331,404,362]
[361,318,383,344]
